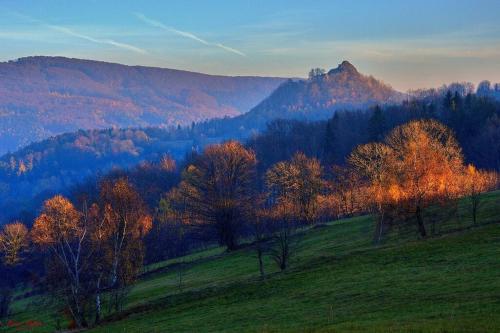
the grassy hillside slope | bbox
[4,191,500,332]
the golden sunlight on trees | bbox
[0,222,29,266]
[349,142,398,242]
[30,179,152,328]
[169,141,257,251]
[350,120,467,239]
[31,196,82,248]
[462,165,498,224]
[385,120,464,237]
[160,154,177,172]
[99,178,152,311]
[31,195,89,327]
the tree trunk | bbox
[416,206,427,237]
[373,213,385,245]
[0,288,12,318]
[472,198,478,225]
[95,275,102,324]
[257,245,265,279]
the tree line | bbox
[2,87,499,226]
[0,116,498,329]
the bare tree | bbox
[264,202,297,271]
[266,152,322,225]
[169,141,257,251]
[31,195,91,328]
[349,143,393,243]
[98,178,152,312]
[462,165,498,224]
[265,154,321,270]
[0,222,29,265]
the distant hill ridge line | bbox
[4,56,287,79]
[0,56,287,154]
[214,60,404,134]
[0,57,409,156]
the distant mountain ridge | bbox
[198,61,403,138]
[0,56,286,154]
[238,60,403,126]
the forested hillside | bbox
[197,61,403,137]
[0,56,285,154]
[0,102,498,332]
[1,85,499,224]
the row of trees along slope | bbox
[1,118,497,330]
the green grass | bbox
[3,191,500,332]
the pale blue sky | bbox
[1,0,500,90]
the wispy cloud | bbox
[134,13,246,57]
[48,25,147,54]
[10,11,147,54]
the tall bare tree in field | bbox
[264,152,321,270]
[261,201,296,271]
[98,178,152,311]
[171,141,257,251]
[349,142,394,243]
[31,195,91,328]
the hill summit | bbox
[328,60,359,75]
[231,61,403,129]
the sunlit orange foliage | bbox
[350,120,465,238]
[385,120,464,236]
[31,195,82,247]
[31,195,89,328]
[98,178,152,286]
[461,164,498,224]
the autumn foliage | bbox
[29,179,152,328]
[1,117,498,327]
[349,119,497,239]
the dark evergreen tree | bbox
[368,105,386,141]
[443,90,453,110]
[452,91,463,111]
[323,113,339,164]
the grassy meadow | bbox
[3,191,499,332]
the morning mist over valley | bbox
[0,1,499,332]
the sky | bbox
[1,0,500,91]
